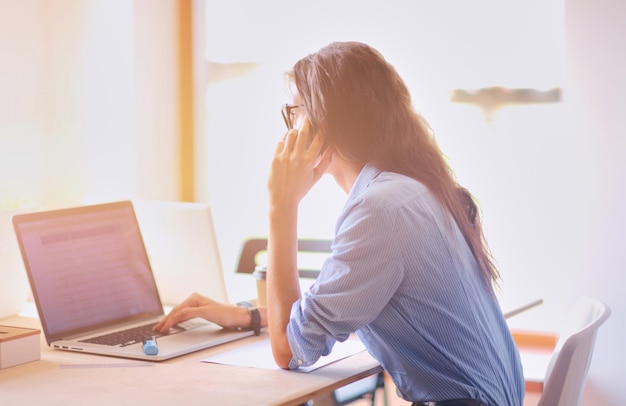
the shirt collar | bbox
[346,163,381,202]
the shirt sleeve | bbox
[286,193,405,369]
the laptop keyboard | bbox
[79,320,204,347]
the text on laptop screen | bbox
[15,203,162,337]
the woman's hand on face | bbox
[268,119,332,209]
[152,293,249,333]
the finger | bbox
[297,119,313,149]
[155,309,189,332]
[282,129,298,151]
[154,308,184,332]
[153,293,204,331]
[274,139,285,155]
[153,315,174,332]
[276,129,293,152]
[153,308,182,331]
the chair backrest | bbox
[538,296,611,406]
[235,238,332,279]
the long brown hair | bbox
[290,41,499,285]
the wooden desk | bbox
[0,315,382,405]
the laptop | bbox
[12,200,253,361]
[132,200,228,305]
[0,207,36,319]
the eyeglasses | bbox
[281,103,304,130]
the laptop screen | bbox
[13,201,163,340]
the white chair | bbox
[537,296,611,406]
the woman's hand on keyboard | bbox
[153,293,254,334]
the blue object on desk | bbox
[143,336,158,356]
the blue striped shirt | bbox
[286,164,524,405]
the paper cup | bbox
[253,266,267,307]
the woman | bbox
[155,41,524,406]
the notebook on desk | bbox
[12,200,253,361]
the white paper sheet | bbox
[202,338,366,373]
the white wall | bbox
[503,1,626,403]
[0,0,181,209]
[559,0,626,403]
